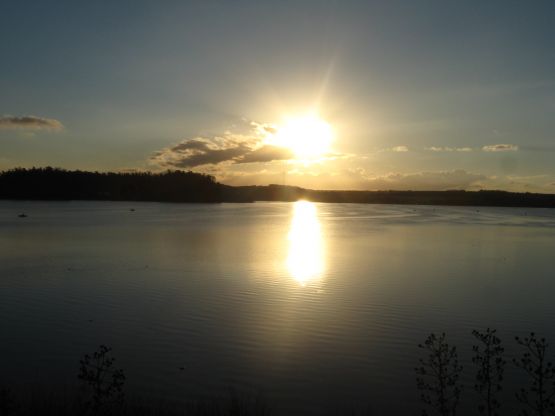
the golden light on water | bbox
[287,201,325,285]
[272,114,333,159]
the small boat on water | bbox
[18,213,27,218]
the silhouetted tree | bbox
[513,333,555,416]
[415,333,462,416]
[472,328,505,416]
[78,345,125,415]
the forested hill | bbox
[0,168,226,202]
[1,167,554,207]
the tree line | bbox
[0,167,227,203]
[1,167,554,207]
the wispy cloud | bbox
[0,115,64,131]
[482,144,519,152]
[359,169,486,191]
[427,146,473,152]
[391,145,409,152]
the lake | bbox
[1,200,555,415]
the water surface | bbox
[1,201,554,414]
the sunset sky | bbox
[1,1,554,192]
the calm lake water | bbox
[1,201,555,414]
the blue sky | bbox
[1,1,554,191]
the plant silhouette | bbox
[472,328,505,416]
[513,333,555,416]
[78,345,126,415]
[415,332,462,416]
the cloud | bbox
[0,115,64,131]
[235,145,294,164]
[482,144,519,152]
[151,123,294,169]
[152,137,250,168]
[427,146,473,152]
[391,145,409,152]
[356,169,487,191]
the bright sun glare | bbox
[273,114,333,159]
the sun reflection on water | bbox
[287,201,325,285]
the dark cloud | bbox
[151,130,294,169]
[235,145,294,164]
[171,139,211,152]
[152,137,250,168]
[482,144,519,152]
[0,115,63,130]
[171,144,250,168]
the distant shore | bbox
[1,167,554,208]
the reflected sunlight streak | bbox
[287,201,325,285]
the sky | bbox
[1,1,554,192]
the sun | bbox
[273,114,333,159]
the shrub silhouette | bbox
[472,328,505,416]
[513,333,555,416]
[415,332,462,416]
[78,345,126,415]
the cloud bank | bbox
[0,115,64,130]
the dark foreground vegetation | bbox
[2,345,271,416]
[415,330,555,416]
[1,167,555,207]
[0,387,271,416]
[2,329,555,415]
